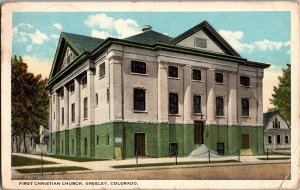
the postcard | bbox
[1,1,299,189]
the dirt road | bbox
[13,163,290,180]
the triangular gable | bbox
[263,111,290,130]
[170,21,240,57]
[49,32,104,80]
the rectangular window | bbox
[107,88,110,103]
[169,93,179,114]
[53,94,55,103]
[61,107,64,125]
[81,74,87,87]
[71,103,75,123]
[53,111,55,119]
[215,72,224,83]
[99,62,105,78]
[61,140,64,154]
[276,135,281,144]
[96,135,99,145]
[134,89,146,111]
[216,97,224,116]
[131,61,146,74]
[69,82,75,93]
[71,139,74,154]
[106,135,110,145]
[60,89,64,99]
[192,69,202,81]
[84,138,87,155]
[195,37,207,48]
[285,136,289,144]
[242,98,250,117]
[193,95,201,114]
[53,139,55,145]
[168,66,178,78]
[268,136,272,144]
[240,76,250,86]
[95,93,98,106]
[83,97,88,119]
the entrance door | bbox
[194,121,204,144]
[135,133,145,156]
[242,134,250,149]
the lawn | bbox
[16,166,90,173]
[12,155,57,167]
[45,155,108,162]
[113,159,239,168]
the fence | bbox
[134,149,241,168]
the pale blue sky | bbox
[12,12,291,111]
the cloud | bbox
[26,45,32,52]
[29,30,49,44]
[91,30,110,39]
[218,29,290,53]
[53,23,63,30]
[50,34,60,39]
[254,40,290,51]
[218,30,254,53]
[13,23,34,35]
[84,13,140,39]
[22,55,52,78]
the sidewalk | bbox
[12,152,290,173]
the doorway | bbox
[135,133,145,156]
[194,121,204,144]
[242,134,250,149]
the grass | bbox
[12,155,57,167]
[45,155,108,162]
[16,166,90,173]
[113,159,239,168]
[258,157,291,160]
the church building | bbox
[47,21,270,159]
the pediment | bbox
[171,21,240,57]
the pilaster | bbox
[87,68,95,124]
[206,69,216,124]
[157,60,169,122]
[64,85,69,129]
[74,78,81,127]
[183,66,192,123]
[228,72,238,125]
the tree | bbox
[11,55,49,153]
[270,64,291,121]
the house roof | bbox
[263,111,290,128]
[61,32,104,53]
[124,30,173,45]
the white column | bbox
[64,85,69,128]
[55,92,60,131]
[157,60,169,122]
[228,72,237,125]
[206,69,215,124]
[183,66,192,123]
[74,78,81,127]
[257,75,263,125]
[87,69,95,124]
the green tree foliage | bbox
[11,55,49,153]
[270,64,291,121]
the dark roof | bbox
[263,111,278,127]
[62,32,104,53]
[124,30,173,45]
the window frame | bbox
[193,95,202,114]
[285,135,289,144]
[61,107,64,125]
[268,135,272,144]
[133,88,146,112]
[83,97,88,120]
[69,82,75,93]
[192,69,202,81]
[216,96,224,117]
[81,74,87,88]
[95,93,98,106]
[99,62,106,78]
[131,60,147,75]
[241,98,250,117]
[60,89,64,99]
[276,134,281,144]
[240,76,251,87]
[71,103,75,123]
[168,66,179,79]
[195,37,207,48]
[215,72,224,84]
[169,93,179,115]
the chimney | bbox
[142,25,152,32]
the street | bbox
[13,162,290,180]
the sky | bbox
[12,12,291,112]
